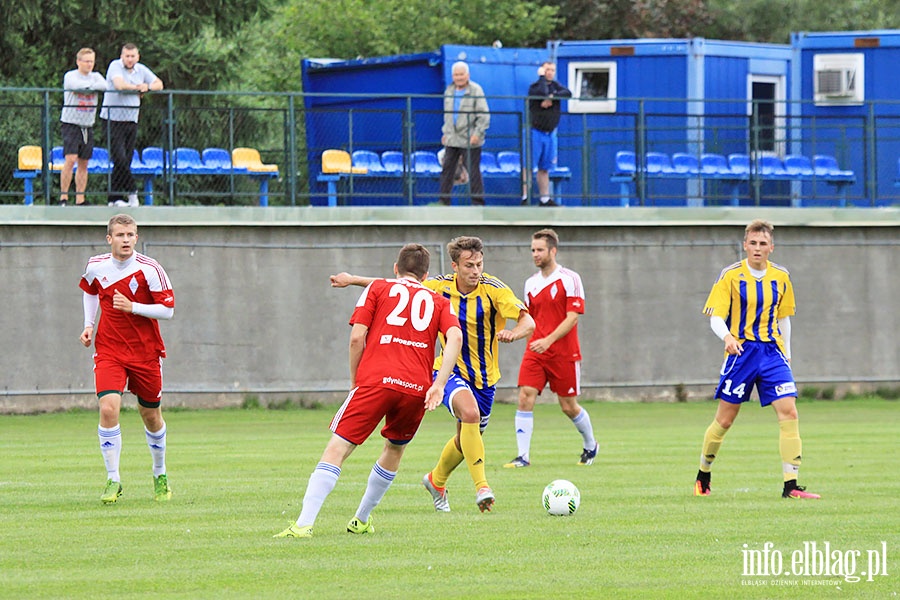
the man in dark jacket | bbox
[526,62,571,206]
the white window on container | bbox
[567,61,617,113]
[813,53,864,106]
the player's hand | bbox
[724,334,742,356]
[537,66,546,77]
[497,329,518,343]
[112,290,133,313]
[528,337,552,354]
[330,272,353,288]
[79,326,93,347]
[424,384,444,411]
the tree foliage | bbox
[0,0,270,88]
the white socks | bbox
[514,410,534,462]
[145,423,167,477]
[98,424,122,481]
[572,408,597,450]
[355,462,396,523]
[297,462,341,527]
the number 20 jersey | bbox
[350,278,459,395]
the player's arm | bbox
[528,311,578,354]
[348,322,368,388]
[80,291,99,347]
[778,316,792,361]
[330,272,376,288]
[710,315,742,356]
[112,290,174,320]
[425,325,462,411]
[497,309,535,344]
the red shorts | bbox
[330,386,426,446]
[517,352,581,397]
[94,355,164,408]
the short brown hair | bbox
[745,219,774,241]
[447,236,484,264]
[396,243,430,280]
[532,228,559,250]
[107,213,137,235]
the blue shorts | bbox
[531,128,557,172]
[434,371,495,431]
[714,341,797,407]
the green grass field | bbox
[1,399,897,599]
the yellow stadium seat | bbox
[18,145,42,171]
[321,149,367,174]
[232,147,279,173]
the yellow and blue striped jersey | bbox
[703,259,795,355]
[424,272,527,389]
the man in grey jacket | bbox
[439,62,490,205]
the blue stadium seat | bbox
[87,147,110,173]
[728,154,751,176]
[412,151,442,174]
[480,151,503,174]
[381,151,405,173]
[813,155,855,182]
[50,146,65,171]
[646,152,675,175]
[141,147,169,170]
[671,153,700,175]
[352,150,386,173]
[202,148,242,172]
[758,155,788,177]
[497,151,522,174]
[700,153,734,177]
[783,155,815,177]
[614,151,636,175]
[174,147,215,174]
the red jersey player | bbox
[79,214,175,504]
[276,243,463,539]
[504,228,599,468]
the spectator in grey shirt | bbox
[60,48,107,206]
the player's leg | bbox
[276,434,357,538]
[559,395,599,465]
[348,440,405,534]
[761,348,819,499]
[549,360,597,464]
[132,360,170,501]
[98,391,124,503]
[507,352,546,467]
[695,352,750,495]
[94,357,127,503]
[505,386,538,467]
[350,393,425,532]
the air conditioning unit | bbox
[813,54,864,105]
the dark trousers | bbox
[440,146,483,205]
[105,120,138,201]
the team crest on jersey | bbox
[129,276,139,295]
[380,334,392,345]
[775,382,797,396]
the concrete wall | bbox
[1,205,897,412]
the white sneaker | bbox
[110,199,129,207]
[127,194,139,207]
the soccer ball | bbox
[542,479,580,516]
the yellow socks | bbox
[700,420,729,472]
[459,422,488,490]
[779,419,802,482]
[429,423,488,491]
[430,436,464,489]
